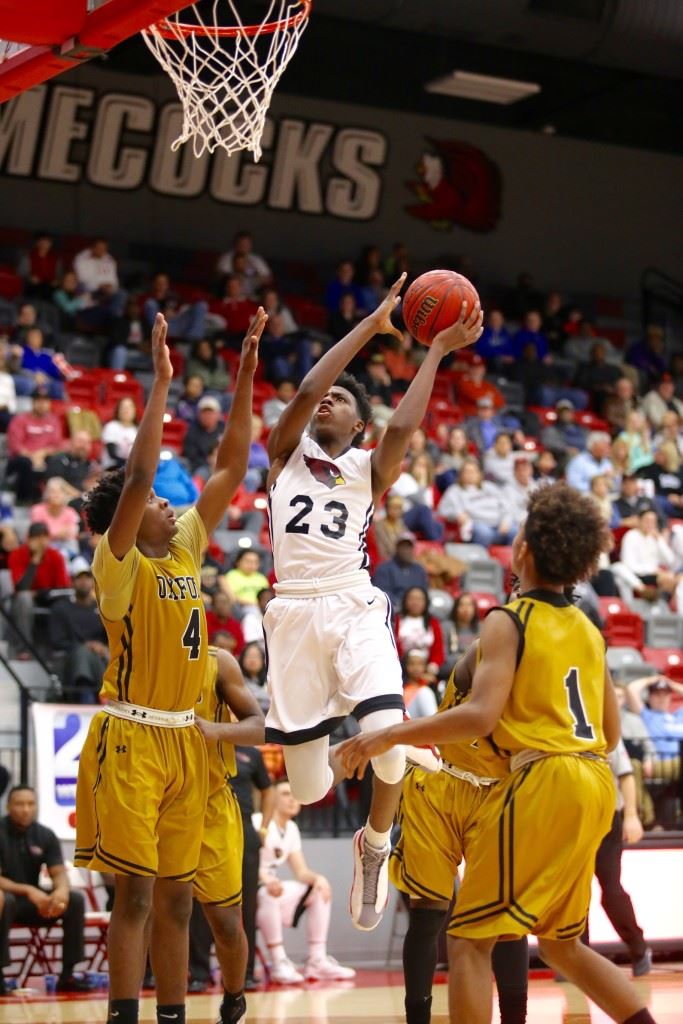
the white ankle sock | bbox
[270,943,287,965]
[364,822,391,849]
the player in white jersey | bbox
[265,273,483,929]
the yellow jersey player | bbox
[391,642,527,1024]
[191,646,265,1024]
[75,309,267,1024]
[340,482,658,1024]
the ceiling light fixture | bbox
[425,70,541,105]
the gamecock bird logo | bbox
[406,139,502,233]
[304,454,345,489]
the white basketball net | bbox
[142,1,310,161]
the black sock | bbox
[403,905,447,1022]
[492,937,529,1024]
[108,999,139,1024]
[221,989,247,1023]
[157,1005,185,1023]
[624,1012,656,1024]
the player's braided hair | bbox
[523,482,610,586]
[82,467,126,536]
[335,371,373,446]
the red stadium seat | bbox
[0,265,23,299]
[640,648,683,674]
[470,592,498,616]
[528,406,557,426]
[598,597,630,619]
[161,417,188,453]
[577,411,610,432]
[66,378,101,406]
[602,612,644,650]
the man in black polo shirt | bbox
[0,785,89,993]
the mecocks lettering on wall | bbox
[0,84,387,220]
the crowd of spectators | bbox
[1,229,683,830]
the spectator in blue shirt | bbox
[626,326,667,391]
[324,260,364,313]
[476,309,513,365]
[566,432,613,492]
[626,676,683,761]
[12,327,64,398]
[512,310,550,361]
[373,532,429,611]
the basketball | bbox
[402,269,480,346]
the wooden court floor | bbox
[0,968,681,1023]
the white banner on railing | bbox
[32,703,99,841]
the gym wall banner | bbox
[32,703,99,841]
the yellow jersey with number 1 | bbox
[492,590,607,757]
[93,507,209,711]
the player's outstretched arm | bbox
[370,303,483,501]
[196,309,267,537]
[267,274,406,466]
[338,610,515,779]
[195,649,265,746]
[107,314,171,559]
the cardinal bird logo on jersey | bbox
[303,453,345,489]
[405,140,502,233]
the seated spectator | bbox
[12,327,64,398]
[445,593,480,665]
[261,287,298,335]
[435,426,470,489]
[604,377,641,435]
[0,785,90,993]
[107,297,150,371]
[455,354,505,417]
[263,378,296,428]
[223,549,270,607]
[535,449,559,485]
[143,273,208,343]
[475,308,513,364]
[212,275,259,337]
[380,330,419,391]
[355,243,383,286]
[241,586,273,648]
[205,589,244,651]
[11,302,51,345]
[30,477,80,560]
[390,453,443,541]
[610,437,631,489]
[360,268,387,312]
[437,457,515,545]
[642,373,683,430]
[372,531,429,610]
[0,339,17,432]
[52,270,89,333]
[217,230,272,298]
[255,779,355,984]
[563,319,623,366]
[511,310,549,361]
[240,641,269,711]
[565,431,613,492]
[539,399,588,461]
[464,396,519,454]
[637,443,683,519]
[541,290,568,352]
[626,325,667,390]
[589,474,619,529]
[183,396,224,472]
[359,353,393,408]
[403,649,439,718]
[175,373,206,423]
[19,232,60,300]
[502,457,539,523]
[260,313,314,384]
[185,338,230,395]
[373,493,409,561]
[0,525,19,572]
[6,386,65,502]
[395,586,444,677]
[407,426,442,464]
[620,507,678,601]
[614,684,656,825]
[573,343,622,410]
[328,292,363,342]
[72,237,126,328]
[653,411,683,459]
[617,410,653,474]
[612,474,652,528]
[626,676,683,759]
[101,396,138,469]
[384,241,410,280]
[483,431,516,485]
[324,260,364,313]
[153,451,199,507]
[49,557,108,702]
[8,522,70,657]
[246,415,270,491]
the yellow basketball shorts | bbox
[390,765,493,903]
[74,711,208,880]
[194,784,244,906]
[448,754,615,940]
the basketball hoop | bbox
[142,1,311,160]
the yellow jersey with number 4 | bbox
[491,590,607,757]
[93,507,209,711]
[196,646,237,795]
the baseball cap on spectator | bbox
[69,556,93,577]
[477,397,493,409]
[648,679,672,695]
[396,531,416,545]
[27,522,49,538]
[556,399,574,411]
[32,384,51,399]
[198,396,221,412]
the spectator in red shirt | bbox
[8,522,70,658]
[211,275,258,338]
[204,590,244,653]
[455,354,505,417]
[6,386,65,502]
[20,232,60,301]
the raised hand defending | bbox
[151,312,172,382]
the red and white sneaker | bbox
[403,711,442,773]
[349,827,390,931]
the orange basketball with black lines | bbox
[402,269,480,346]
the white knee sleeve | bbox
[283,742,334,805]
[358,709,406,785]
